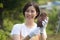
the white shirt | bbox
[10,23,37,38]
[10,18,48,38]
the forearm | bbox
[23,28,40,40]
[41,34,47,40]
[23,35,40,40]
[23,35,31,40]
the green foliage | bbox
[0,29,11,40]
[0,3,3,8]
[1,0,39,40]
[3,18,14,31]
[0,0,59,40]
[47,7,58,34]
[0,30,7,40]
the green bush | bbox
[47,7,58,34]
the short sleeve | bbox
[10,24,21,35]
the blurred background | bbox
[0,0,60,40]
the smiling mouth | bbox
[27,16,33,19]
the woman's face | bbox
[25,6,37,20]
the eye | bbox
[26,10,29,12]
[31,10,35,13]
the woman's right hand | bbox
[29,27,40,38]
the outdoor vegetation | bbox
[0,0,60,40]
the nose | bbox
[28,12,31,15]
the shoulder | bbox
[13,24,22,28]
[13,23,22,27]
[13,23,25,28]
[10,23,24,35]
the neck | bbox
[25,19,35,28]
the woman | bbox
[37,10,49,40]
[10,2,40,40]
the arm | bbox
[11,35,21,40]
[23,35,40,40]
[23,35,31,40]
[41,17,49,40]
[40,27,47,40]
[41,34,47,40]
[10,24,22,40]
[11,27,40,40]
[23,27,40,40]
[11,24,40,40]
[23,34,40,40]
[30,35,40,40]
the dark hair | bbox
[23,2,40,18]
[37,11,47,27]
